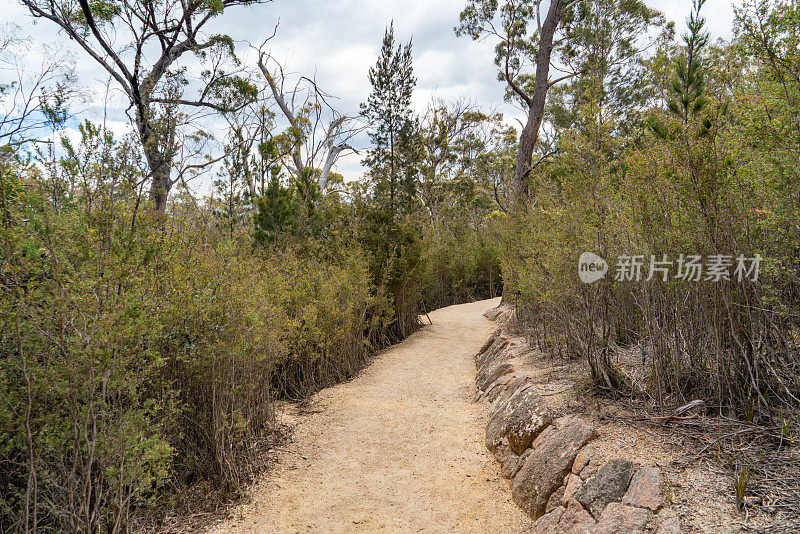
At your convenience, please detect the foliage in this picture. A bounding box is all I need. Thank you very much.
[667,0,710,122]
[0,84,503,529]
[494,0,800,423]
[550,0,674,136]
[361,22,418,213]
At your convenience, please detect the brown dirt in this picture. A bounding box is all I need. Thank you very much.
[208,298,532,533]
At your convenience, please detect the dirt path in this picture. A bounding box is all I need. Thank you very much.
[209,298,532,533]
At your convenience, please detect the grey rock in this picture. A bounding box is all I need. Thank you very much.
[509,448,532,479]
[488,381,528,421]
[511,416,597,519]
[477,362,515,391]
[476,338,508,368]
[485,385,551,454]
[477,330,500,355]
[575,458,636,519]
[622,467,665,511]
[530,506,565,534]
[488,374,532,412]
[594,502,653,534]
[484,377,512,403]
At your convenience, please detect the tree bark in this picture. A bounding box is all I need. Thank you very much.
[145,145,171,213]
[318,144,344,191]
[513,0,564,200]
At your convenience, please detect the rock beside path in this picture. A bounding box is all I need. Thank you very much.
[475,311,683,533]
[575,459,636,519]
[512,416,597,518]
[485,385,552,454]
[594,502,653,534]
[623,467,666,512]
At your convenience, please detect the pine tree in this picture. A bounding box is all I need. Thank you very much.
[668,0,710,123]
[254,168,297,245]
[648,0,713,139]
[361,22,417,213]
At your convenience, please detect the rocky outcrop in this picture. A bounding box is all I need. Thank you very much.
[485,385,552,454]
[575,459,635,519]
[622,467,665,512]
[475,306,682,533]
[512,416,598,518]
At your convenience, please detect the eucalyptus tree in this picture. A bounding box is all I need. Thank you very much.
[456,0,583,200]
[219,103,276,213]
[20,0,264,212]
[548,0,673,136]
[417,98,503,221]
[256,38,362,195]
[0,23,75,148]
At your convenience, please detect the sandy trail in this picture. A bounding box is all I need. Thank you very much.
[209,297,532,533]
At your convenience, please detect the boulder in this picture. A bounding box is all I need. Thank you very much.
[622,467,665,512]
[530,506,565,534]
[508,448,532,479]
[484,306,507,321]
[476,337,509,368]
[511,416,597,519]
[498,308,516,323]
[477,362,515,391]
[477,330,500,355]
[654,508,681,534]
[485,386,551,454]
[478,340,528,374]
[492,442,521,479]
[563,473,583,503]
[489,375,530,410]
[575,458,635,518]
[488,382,529,421]
[546,484,566,513]
[557,499,596,534]
[484,376,513,403]
[594,502,653,534]
[572,446,594,475]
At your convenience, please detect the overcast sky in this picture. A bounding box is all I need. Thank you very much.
[3,0,737,189]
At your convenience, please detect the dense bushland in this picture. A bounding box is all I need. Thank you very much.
[492,0,800,423]
[0,148,498,531]
[7,0,800,529]
[0,55,505,530]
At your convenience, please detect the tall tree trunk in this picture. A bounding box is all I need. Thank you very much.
[145,148,171,212]
[318,144,343,192]
[137,100,176,213]
[142,133,173,213]
[513,0,564,200]
[390,115,395,211]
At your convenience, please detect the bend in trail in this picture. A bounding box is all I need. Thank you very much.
[210,298,531,533]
